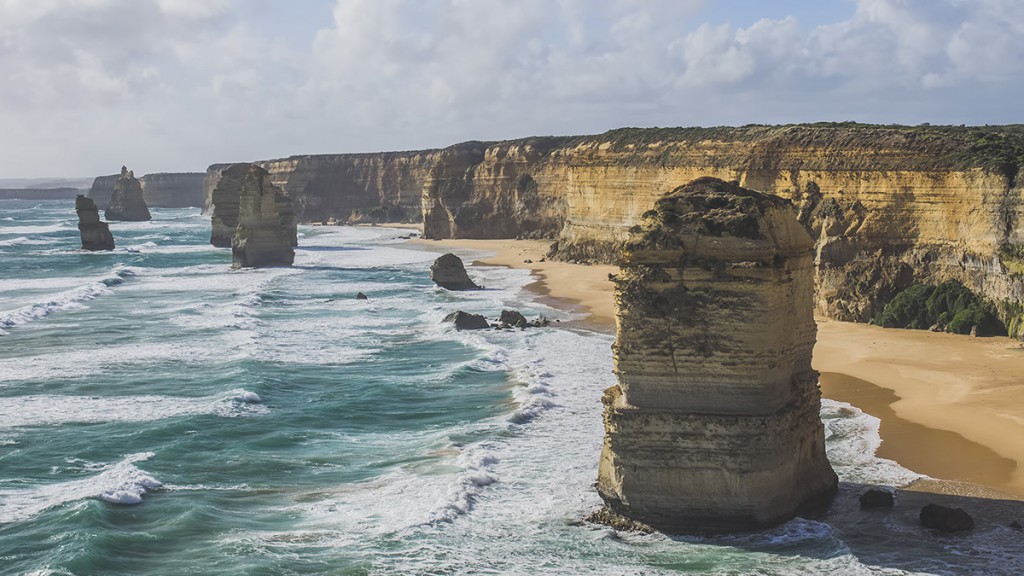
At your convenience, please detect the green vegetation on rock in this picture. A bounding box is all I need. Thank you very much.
[874,280,1006,336]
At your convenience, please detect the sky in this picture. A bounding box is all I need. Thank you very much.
[0,0,1022,178]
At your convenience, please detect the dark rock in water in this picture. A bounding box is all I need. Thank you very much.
[75,195,115,251]
[356,292,368,300]
[499,309,529,328]
[105,166,151,221]
[495,309,550,329]
[1010,520,1023,531]
[442,311,490,330]
[232,164,296,268]
[920,504,974,532]
[859,489,895,509]
[430,253,480,290]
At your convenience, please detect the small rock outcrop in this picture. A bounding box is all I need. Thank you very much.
[596,177,838,533]
[442,311,490,330]
[75,195,114,251]
[231,164,296,268]
[356,292,368,300]
[499,309,528,327]
[105,166,151,221]
[920,504,975,532]
[430,253,480,290]
[860,489,895,509]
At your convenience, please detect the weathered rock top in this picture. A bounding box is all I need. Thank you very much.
[622,177,814,266]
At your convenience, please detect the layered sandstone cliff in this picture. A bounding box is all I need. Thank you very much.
[596,177,837,533]
[203,150,441,224]
[105,167,151,222]
[412,125,1024,336]
[140,173,205,208]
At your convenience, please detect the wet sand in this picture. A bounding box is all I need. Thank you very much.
[410,236,1024,499]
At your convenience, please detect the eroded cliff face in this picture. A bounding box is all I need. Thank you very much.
[139,173,205,208]
[90,172,206,208]
[204,151,441,224]
[417,125,1024,335]
[596,177,837,533]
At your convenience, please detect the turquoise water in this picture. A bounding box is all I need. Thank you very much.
[1,200,1021,575]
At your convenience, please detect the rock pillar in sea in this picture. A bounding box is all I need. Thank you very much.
[105,166,152,221]
[75,195,115,251]
[596,176,838,533]
[231,164,296,268]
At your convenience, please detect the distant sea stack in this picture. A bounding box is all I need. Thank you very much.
[229,163,296,268]
[596,177,837,533]
[105,167,151,221]
[75,195,114,251]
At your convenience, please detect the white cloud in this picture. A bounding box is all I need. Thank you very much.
[0,0,1021,177]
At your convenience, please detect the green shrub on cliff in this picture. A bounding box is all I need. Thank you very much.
[875,280,1007,336]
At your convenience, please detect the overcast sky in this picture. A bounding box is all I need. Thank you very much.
[1,0,1021,178]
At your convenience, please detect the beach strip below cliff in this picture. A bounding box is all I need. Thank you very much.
[410,236,1024,501]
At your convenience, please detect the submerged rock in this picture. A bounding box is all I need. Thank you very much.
[231,164,296,268]
[356,292,368,300]
[75,195,115,251]
[105,166,151,222]
[920,504,974,532]
[430,253,480,290]
[596,177,838,534]
[442,311,489,330]
[860,489,895,509]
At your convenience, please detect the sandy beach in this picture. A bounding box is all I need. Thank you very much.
[414,235,1024,499]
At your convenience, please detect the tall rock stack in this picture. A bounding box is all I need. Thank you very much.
[105,166,151,221]
[209,164,248,247]
[75,195,115,251]
[231,164,295,268]
[596,177,837,533]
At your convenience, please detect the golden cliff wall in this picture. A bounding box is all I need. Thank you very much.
[419,125,1024,334]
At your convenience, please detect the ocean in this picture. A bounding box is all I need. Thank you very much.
[1,200,1021,575]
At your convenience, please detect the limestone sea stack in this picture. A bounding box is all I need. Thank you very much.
[105,166,151,221]
[596,177,837,533]
[430,253,480,290]
[75,195,114,251]
[231,164,296,268]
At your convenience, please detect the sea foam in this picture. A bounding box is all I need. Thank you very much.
[0,265,135,335]
[0,453,161,523]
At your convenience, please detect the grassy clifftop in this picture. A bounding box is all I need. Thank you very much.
[499,123,1024,177]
